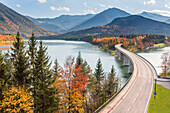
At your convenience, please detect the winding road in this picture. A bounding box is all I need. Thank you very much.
[100,44,157,113]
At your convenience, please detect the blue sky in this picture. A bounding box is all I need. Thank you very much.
[1,0,170,18]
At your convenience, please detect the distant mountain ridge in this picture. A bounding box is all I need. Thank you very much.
[27,8,170,34]
[26,16,63,33]
[166,19,170,24]
[69,8,131,32]
[0,3,54,37]
[139,11,170,22]
[27,14,95,32]
[49,15,170,39]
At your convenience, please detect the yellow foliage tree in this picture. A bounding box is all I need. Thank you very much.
[0,86,34,113]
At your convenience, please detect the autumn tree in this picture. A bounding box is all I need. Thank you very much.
[11,32,30,87]
[55,56,89,112]
[160,52,170,76]
[0,86,34,112]
[71,65,89,112]
[75,52,91,112]
[34,41,59,112]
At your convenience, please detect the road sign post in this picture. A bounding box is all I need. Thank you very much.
[154,79,157,99]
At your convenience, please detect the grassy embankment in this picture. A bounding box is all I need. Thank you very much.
[148,84,170,113]
[153,43,166,48]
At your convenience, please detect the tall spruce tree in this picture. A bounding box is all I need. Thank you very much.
[28,33,37,67]
[53,59,59,76]
[87,74,97,112]
[94,58,104,106]
[107,65,116,97]
[94,58,104,83]
[28,33,38,112]
[34,41,59,113]
[11,32,30,87]
[76,51,83,67]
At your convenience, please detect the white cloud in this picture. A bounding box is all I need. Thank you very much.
[50,6,56,11]
[100,4,106,7]
[38,0,47,3]
[108,5,113,8]
[144,10,170,17]
[50,6,70,12]
[165,2,170,9]
[84,9,96,14]
[16,4,21,7]
[84,2,88,7]
[144,0,156,5]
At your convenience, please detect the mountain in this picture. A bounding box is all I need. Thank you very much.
[166,19,170,24]
[0,3,54,37]
[47,15,170,40]
[139,11,170,22]
[106,15,170,35]
[26,16,63,33]
[27,14,95,32]
[69,8,131,32]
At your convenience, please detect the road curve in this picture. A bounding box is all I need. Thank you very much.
[100,44,156,113]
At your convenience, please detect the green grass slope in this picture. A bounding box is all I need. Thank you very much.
[148,84,170,113]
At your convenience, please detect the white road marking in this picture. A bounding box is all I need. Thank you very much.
[132,97,137,103]
[126,106,131,113]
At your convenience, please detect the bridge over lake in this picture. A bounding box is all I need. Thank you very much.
[99,44,157,113]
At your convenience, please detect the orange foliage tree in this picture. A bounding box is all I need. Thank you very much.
[53,57,89,112]
[92,35,154,51]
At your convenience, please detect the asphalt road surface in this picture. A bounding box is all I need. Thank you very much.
[100,44,156,113]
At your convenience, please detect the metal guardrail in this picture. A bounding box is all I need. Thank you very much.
[134,53,158,77]
[157,75,170,79]
[134,50,170,80]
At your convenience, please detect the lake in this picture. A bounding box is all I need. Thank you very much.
[1,40,169,84]
[138,47,170,75]
[0,40,129,86]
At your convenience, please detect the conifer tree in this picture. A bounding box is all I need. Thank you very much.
[0,51,8,103]
[82,60,91,75]
[28,33,38,112]
[4,52,13,83]
[11,32,30,87]
[94,58,104,106]
[87,74,97,112]
[76,51,83,67]
[53,59,59,76]
[94,58,104,82]
[28,33,37,67]
[107,65,117,97]
[34,41,59,113]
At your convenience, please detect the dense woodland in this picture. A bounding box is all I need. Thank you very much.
[0,32,120,113]
[39,34,169,52]
[82,34,169,52]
